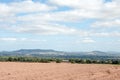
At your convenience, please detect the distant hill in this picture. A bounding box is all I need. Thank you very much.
[0,49,120,59]
[0,49,65,56]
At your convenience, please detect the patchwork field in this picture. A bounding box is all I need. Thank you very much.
[0,62,120,80]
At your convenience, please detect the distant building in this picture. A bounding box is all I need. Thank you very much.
[62,60,69,63]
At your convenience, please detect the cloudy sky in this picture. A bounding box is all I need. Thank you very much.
[0,0,120,51]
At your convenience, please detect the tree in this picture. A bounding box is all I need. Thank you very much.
[56,59,62,63]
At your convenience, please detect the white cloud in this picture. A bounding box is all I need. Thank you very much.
[90,31,120,37]
[92,19,120,28]
[49,0,103,10]
[82,38,96,43]
[14,0,120,25]
[0,37,47,42]
[8,22,77,35]
[0,0,120,37]
[2,0,120,23]
[75,38,96,44]
[19,38,47,42]
[48,0,120,22]
[9,0,56,13]
[0,0,56,17]
[0,38,17,41]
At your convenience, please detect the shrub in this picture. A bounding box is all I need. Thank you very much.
[56,59,62,63]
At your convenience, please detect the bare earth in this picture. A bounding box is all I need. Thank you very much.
[0,62,120,80]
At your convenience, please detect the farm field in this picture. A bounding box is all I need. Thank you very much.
[0,62,120,80]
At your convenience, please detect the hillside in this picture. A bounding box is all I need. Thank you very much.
[0,49,120,60]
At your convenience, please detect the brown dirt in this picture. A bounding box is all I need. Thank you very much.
[0,62,120,80]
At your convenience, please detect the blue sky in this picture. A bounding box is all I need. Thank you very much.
[0,0,120,51]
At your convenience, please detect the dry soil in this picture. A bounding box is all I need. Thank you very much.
[0,62,120,80]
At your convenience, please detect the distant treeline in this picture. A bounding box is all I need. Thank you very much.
[0,56,120,64]
[69,58,120,64]
[0,56,62,63]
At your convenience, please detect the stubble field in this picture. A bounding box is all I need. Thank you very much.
[0,62,120,80]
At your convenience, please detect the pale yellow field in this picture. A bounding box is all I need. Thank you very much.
[0,62,120,80]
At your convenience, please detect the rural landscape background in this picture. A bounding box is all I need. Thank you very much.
[0,0,120,80]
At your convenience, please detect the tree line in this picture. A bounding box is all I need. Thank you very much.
[0,56,62,63]
[69,58,120,64]
[0,56,120,64]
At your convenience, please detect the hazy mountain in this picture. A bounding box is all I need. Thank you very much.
[0,49,65,56]
[0,49,120,57]
[13,49,63,55]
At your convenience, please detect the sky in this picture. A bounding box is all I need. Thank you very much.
[0,0,120,51]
